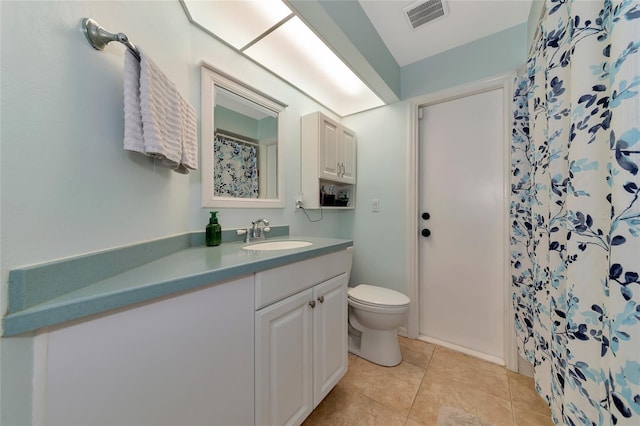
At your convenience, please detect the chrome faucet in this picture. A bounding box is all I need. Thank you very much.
[251,219,270,241]
[238,218,271,243]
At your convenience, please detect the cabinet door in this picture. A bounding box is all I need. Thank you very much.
[313,273,348,407]
[256,289,314,426]
[318,116,340,181]
[340,128,357,184]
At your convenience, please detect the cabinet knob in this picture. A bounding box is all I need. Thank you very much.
[317,296,325,303]
[422,212,430,220]
[309,300,316,308]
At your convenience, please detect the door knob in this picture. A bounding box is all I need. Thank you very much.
[421,229,431,237]
[422,212,430,220]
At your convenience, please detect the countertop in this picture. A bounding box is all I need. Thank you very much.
[3,235,353,337]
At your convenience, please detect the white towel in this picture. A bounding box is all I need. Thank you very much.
[123,48,198,174]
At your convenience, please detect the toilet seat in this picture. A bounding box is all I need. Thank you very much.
[348,284,410,308]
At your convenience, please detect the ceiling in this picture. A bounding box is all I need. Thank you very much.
[357,0,532,67]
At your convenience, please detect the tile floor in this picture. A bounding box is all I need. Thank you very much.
[303,337,554,426]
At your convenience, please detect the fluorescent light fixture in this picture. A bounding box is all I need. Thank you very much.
[245,17,384,116]
[182,0,384,116]
[183,0,292,49]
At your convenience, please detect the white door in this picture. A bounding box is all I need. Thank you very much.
[340,128,357,184]
[313,273,348,406]
[256,289,314,426]
[319,116,340,181]
[418,88,505,361]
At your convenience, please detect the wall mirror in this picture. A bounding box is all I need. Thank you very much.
[201,65,286,208]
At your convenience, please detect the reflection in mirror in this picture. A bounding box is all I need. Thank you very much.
[214,87,277,199]
[201,65,286,208]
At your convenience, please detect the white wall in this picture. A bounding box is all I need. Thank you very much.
[0,1,351,423]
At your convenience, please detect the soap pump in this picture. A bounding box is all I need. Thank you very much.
[206,211,222,247]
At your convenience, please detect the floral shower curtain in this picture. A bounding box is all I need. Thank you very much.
[213,134,259,198]
[511,1,640,424]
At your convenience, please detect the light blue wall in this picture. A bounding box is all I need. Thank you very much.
[401,23,527,99]
[342,102,409,295]
[215,106,260,139]
[0,1,351,423]
[214,107,277,140]
[258,117,278,141]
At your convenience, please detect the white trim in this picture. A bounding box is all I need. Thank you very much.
[503,75,519,372]
[406,101,420,339]
[418,335,506,366]
[405,72,517,371]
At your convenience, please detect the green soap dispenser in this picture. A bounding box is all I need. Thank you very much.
[206,211,222,247]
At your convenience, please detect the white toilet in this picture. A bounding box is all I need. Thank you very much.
[347,284,410,367]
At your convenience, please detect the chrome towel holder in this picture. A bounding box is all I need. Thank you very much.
[82,18,141,61]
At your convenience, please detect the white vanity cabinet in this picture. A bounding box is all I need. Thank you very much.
[18,246,352,426]
[301,112,357,209]
[255,251,351,426]
[38,276,255,426]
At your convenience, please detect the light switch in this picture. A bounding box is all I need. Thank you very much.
[372,199,380,212]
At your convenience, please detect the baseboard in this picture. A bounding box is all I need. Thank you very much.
[418,335,506,366]
[397,326,408,338]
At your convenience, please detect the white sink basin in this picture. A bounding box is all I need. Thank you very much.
[242,240,313,251]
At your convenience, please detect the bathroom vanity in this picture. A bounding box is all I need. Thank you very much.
[255,251,349,425]
[3,233,352,426]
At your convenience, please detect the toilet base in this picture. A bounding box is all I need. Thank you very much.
[348,328,402,367]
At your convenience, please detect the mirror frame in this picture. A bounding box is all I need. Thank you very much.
[201,64,287,208]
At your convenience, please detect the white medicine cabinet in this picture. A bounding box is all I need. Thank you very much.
[301,112,357,209]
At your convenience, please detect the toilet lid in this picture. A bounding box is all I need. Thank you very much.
[348,284,410,307]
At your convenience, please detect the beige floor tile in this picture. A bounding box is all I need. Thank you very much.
[408,370,514,426]
[340,356,425,416]
[513,406,554,426]
[303,382,407,426]
[508,371,551,416]
[399,337,436,369]
[306,340,561,426]
[427,347,510,401]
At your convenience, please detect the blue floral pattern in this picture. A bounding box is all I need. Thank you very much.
[213,135,258,198]
[511,1,640,424]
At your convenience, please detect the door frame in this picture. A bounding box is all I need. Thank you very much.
[405,72,517,370]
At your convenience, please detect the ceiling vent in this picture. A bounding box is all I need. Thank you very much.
[403,0,449,30]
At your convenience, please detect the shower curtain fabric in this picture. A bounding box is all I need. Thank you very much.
[213,134,259,199]
[510,1,640,425]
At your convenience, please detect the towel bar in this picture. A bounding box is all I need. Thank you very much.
[82,18,141,61]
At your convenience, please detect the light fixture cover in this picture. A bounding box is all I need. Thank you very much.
[245,17,383,116]
[184,0,291,49]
